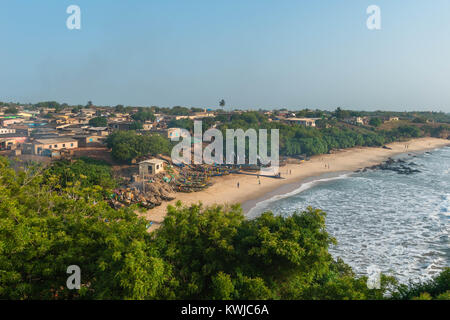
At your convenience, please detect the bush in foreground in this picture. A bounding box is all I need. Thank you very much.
[0,157,448,299]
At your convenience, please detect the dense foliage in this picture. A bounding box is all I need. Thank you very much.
[0,157,448,300]
[131,110,155,122]
[167,118,194,131]
[0,157,169,299]
[369,117,382,127]
[105,109,446,161]
[153,106,192,116]
[391,269,450,300]
[88,117,108,127]
[4,106,18,114]
[218,112,428,156]
[43,157,117,192]
[154,202,393,300]
[33,101,63,111]
[106,131,172,163]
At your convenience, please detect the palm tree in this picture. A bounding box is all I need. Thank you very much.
[219,99,226,109]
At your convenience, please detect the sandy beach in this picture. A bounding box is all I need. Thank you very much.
[142,137,450,229]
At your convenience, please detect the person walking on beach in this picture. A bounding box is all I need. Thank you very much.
[237,182,240,188]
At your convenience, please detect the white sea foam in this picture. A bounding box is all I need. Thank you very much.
[247,147,450,284]
[246,172,352,219]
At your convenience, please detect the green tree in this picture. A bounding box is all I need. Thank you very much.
[89,117,108,127]
[106,131,171,163]
[5,106,18,114]
[131,110,155,122]
[1,156,447,300]
[369,117,382,127]
[391,268,450,300]
[334,107,350,120]
[44,158,117,192]
[130,121,144,130]
[154,202,345,299]
[167,118,194,131]
[0,157,170,299]
[114,105,125,113]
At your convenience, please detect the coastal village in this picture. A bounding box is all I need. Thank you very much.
[1,102,449,213]
[3,1,450,302]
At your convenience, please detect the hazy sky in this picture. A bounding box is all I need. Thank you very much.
[1,0,450,111]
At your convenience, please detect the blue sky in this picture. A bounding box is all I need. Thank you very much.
[1,0,450,111]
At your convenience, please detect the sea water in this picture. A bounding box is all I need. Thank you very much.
[247,146,450,283]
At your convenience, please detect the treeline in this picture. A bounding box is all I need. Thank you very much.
[219,112,425,156]
[105,112,441,162]
[0,157,448,300]
[105,110,448,161]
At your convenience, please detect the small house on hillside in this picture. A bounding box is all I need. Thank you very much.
[283,117,319,127]
[139,159,165,177]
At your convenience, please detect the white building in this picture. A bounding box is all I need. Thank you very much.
[0,128,16,134]
[139,159,165,176]
[284,118,319,127]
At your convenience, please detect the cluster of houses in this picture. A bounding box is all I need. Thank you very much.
[0,105,217,158]
[267,110,402,127]
[0,106,107,156]
[0,103,407,159]
[342,116,399,126]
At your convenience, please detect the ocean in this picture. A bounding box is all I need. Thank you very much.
[247,146,450,284]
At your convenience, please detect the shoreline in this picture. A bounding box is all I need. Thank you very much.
[242,170,352,216]
[142,137,450,230]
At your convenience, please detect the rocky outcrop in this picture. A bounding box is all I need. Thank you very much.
[357,158,421,175]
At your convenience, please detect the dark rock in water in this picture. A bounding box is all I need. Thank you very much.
[360,157,422,175]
